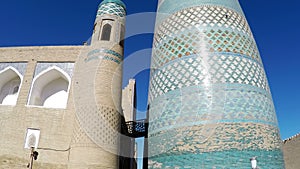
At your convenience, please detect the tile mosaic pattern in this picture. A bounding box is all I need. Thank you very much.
[152,6,261,69]
[149,84,278,134]
[156,0,244,24]
[155,6,251,45]
[34,62,74,78]
[149,149,285,169]
[153,29,261,68]
[88,49,122,60]
[84,49,122,64]
[97,3,126,17]
[149,54,268,101]
[0,62,27,76]
[149,123,282,156]
[148,0,285,168]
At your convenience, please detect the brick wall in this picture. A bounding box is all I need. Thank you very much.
[283,134,300,169]
[0,46,82,168]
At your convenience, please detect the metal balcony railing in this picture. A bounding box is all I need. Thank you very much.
[123,120,147,138]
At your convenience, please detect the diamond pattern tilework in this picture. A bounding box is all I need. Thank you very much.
[152,28,260,68]
[97,3,126,17]
[149,1,284,168]
[149,54,269,101]
[155,5,251,45]
[76,104,120,150]
[157,0,244,21]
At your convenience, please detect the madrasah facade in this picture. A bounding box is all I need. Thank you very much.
[0,0,140,168]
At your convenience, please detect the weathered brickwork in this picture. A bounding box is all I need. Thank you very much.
[0,45,124,169]
[0,0,126,168]
[0,155,67,169]
[0,46,81,168]
[283,134,300,169]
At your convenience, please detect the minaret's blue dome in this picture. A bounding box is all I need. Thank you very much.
[97,0,126,17]
[99,0,126,9]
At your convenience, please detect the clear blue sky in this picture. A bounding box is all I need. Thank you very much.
[0,0,299,140]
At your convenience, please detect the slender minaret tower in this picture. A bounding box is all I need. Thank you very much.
[148,0,285,168]
[70,0,126,168]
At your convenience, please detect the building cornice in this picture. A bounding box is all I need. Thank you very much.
[283,133,300,143]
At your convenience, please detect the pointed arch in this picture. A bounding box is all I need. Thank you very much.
[0,66,23,105]
[28,66,71,109]
[101,23,112,41]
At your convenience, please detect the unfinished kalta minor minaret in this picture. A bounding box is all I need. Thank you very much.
[148,0,285,168]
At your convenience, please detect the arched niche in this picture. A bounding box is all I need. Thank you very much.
[101,23,112,41]
[28,66,71,109]
[0,66,22,106]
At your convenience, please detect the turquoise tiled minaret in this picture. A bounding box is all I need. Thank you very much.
[148,0,285,168]
[69,0,126,168]
[97,0,126,17]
